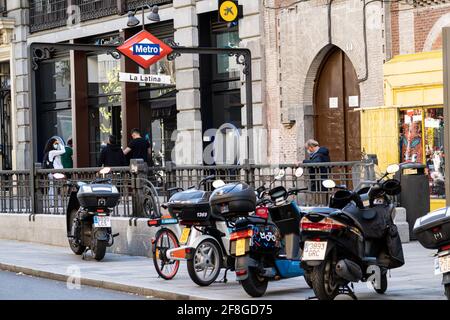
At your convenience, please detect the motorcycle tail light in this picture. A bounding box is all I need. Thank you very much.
[441,244,450,251]
[300,216,346,232]
[230,229,254,241]
[255,207,269,219]
[148,219,159,226]
[236,269,247,276]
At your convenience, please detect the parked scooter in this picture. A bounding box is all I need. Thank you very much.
[56,167,120,261]
[150,175,250,286]
[229,168,309,297]
[299,164,404,300]
[414,207,450,299]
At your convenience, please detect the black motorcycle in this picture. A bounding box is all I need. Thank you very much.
[300,164,404,300]
[56,167,120,261]
[414,207,450,299]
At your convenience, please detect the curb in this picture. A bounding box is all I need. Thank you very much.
[0,262,206,300]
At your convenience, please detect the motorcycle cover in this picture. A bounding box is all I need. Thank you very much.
[383,223,405,269]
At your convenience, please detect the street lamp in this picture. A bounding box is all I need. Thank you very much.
[126,5,160,29]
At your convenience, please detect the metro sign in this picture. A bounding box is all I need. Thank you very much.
[117,30,173,69]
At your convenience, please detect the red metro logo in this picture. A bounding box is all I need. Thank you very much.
[117,30,173,69]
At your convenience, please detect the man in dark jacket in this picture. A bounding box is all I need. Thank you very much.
[303,139,331,191]
[98,135,127,167]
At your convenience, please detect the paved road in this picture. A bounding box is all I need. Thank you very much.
[0,270,150,300]
[0,239,446,300]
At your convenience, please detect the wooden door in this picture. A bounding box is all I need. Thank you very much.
[314,48,361,161]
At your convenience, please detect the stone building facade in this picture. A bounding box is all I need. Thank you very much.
[262,0,389,164]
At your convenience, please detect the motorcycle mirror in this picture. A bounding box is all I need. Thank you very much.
[294,167,304,177]
[212,179,225,189]
[99,167,111,175]
[386,164,400,174]
[274,169,286,180]
[322,179,336,189]
[53,173,65,180]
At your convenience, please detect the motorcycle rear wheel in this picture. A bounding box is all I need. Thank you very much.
[311,258,340,300]
[152,228,180,280]
[304,270,313,288]
[241,267,269,297]
[187,239,222,286]
[445,284,450,300]
[92,239,107,261]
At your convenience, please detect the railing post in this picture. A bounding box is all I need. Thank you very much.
[130,159,148,217]
[165,161,176,200]
[33,163,43,214]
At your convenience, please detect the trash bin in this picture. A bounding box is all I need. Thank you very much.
[395,163,430,240]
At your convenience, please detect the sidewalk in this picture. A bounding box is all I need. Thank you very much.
[0,239,445,300]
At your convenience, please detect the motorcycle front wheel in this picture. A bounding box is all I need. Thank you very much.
[373,272,388,294]
[445,284,450,300]
[187,239,222,286]
[241,267,269,297]
[311,258,340,300]
[68,216,85,255]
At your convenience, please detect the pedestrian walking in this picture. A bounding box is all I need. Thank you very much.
[61,138,73,169]
[123,128,150,164]
[303,139,330,191]
[98,135,127,167]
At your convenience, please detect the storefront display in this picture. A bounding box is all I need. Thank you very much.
[399,107,445,199]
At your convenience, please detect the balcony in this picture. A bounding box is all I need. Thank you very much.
[30,0,173,34]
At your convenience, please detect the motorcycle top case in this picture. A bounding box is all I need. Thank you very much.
[77,184,120,208]
[209,182,256,217]
[413,207,450,249]
[167,189,211,223]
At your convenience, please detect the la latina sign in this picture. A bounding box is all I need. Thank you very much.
[118,72,172,85]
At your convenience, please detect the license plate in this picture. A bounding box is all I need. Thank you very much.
[302,241,328,261]
[236,238,246,256]
[180,227,191,245]
[435,254,450,275]
[93,216,111,228]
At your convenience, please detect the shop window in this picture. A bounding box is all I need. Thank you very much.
[399,107,445,199]
[36,57,72,161]
[87,53,122,165]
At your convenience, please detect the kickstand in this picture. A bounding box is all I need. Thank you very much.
[82,248,92,260]
[216,268,229,284]
[338,283,358,300]
[307,284,357,300]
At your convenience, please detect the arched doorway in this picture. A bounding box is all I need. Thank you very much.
[313,47,361,161]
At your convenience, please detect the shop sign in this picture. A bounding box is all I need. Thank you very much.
[117,30,173,69]
[118,72,172,85]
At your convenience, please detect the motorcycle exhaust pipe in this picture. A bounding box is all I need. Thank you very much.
[335,259,363,282]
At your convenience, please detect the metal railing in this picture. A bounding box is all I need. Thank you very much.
[29,0,174,33]
[0,161,375,217]
[30,0,68,33]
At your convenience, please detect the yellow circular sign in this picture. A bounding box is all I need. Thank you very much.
[220,1,238,22]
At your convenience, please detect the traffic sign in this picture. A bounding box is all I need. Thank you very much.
[218,0,242,23]
[117,30,173,69]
